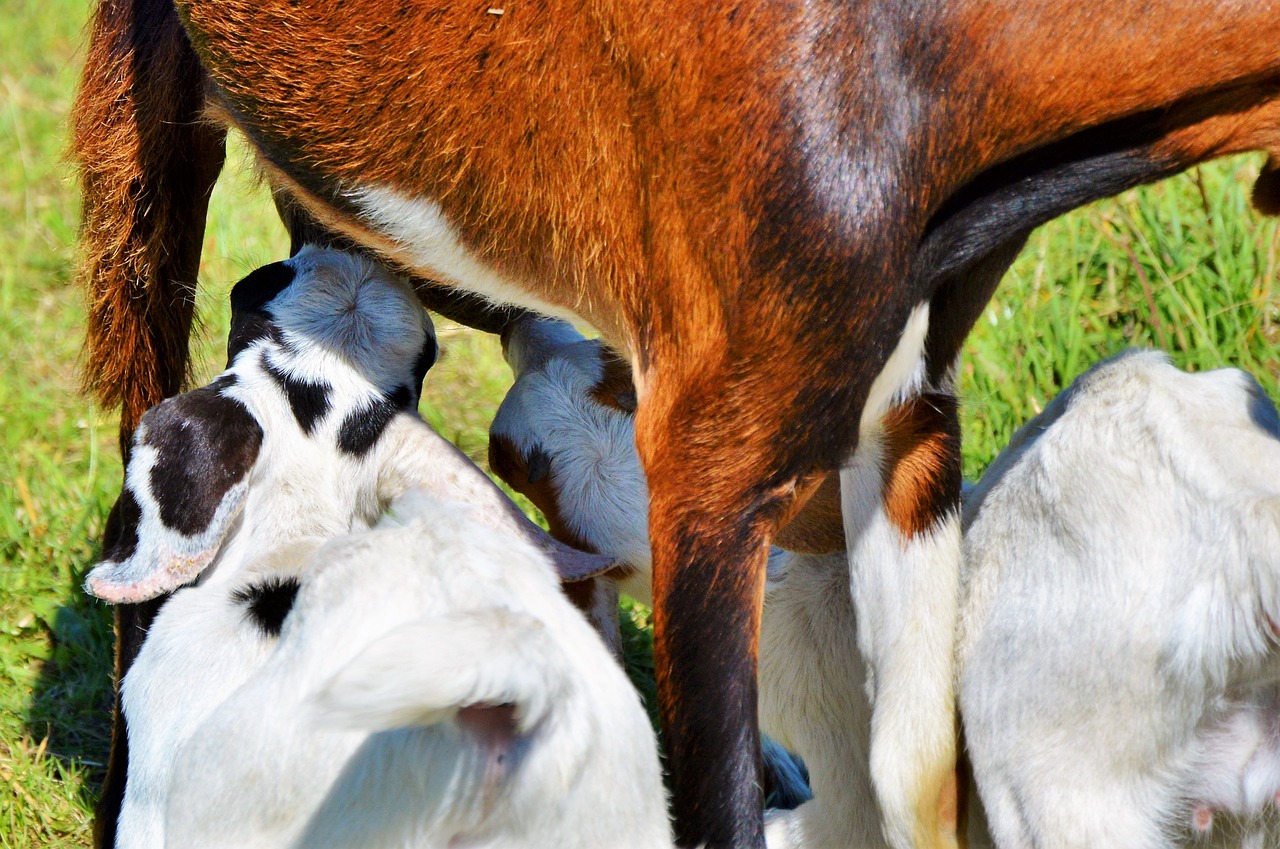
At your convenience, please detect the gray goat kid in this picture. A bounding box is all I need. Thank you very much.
[960,349,1280,849]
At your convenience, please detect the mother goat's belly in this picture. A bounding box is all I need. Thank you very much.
[349,183,590,327]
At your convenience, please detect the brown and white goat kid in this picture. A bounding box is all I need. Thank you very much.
[90,248,613,848]
[959,350,1280,849]
[489,316,945,848]
[162,491,670,849]
[72,0,1280,842]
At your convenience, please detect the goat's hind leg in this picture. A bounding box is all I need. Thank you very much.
[639,363,831,847]
[843,372,964,849]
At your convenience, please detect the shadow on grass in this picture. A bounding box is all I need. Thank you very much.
[23,555,116,810]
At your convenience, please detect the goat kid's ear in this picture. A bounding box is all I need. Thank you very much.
[86,384,263,603]
[226,260,296,362]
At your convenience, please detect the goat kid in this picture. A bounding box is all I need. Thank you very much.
[488,317,813,811]
[90,248,614,847]
[72,0,1280,842]
[489,316,947,848]
[959,350,1280,849]
[159,490,670,849]
[490,321,1280,849]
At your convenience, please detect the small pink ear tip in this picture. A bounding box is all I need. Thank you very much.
[85,574,143,604]
[85,567,168,604]
[1192,805,1213,833]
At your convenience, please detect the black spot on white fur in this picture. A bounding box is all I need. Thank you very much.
[143,388,263,536]
[227,312,285,364]
[209,373,238,393]
[233,576,301,637]
[413,335,438,392]
[264,355,332,435]
[336,385,419,458]
[337,397,399,457]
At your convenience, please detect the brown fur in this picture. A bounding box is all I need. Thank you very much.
[774,472,846,555]
[73,1,1280,844]
[882,394,963,539]
[589,350,640,414]
[71,0,227,439]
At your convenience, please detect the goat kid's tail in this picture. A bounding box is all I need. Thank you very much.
[315,610,568,738]
[72,0,227,443]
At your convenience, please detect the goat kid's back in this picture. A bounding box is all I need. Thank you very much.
[93,247,436,849]
[165,493,670,849]
[960,350,1280,849]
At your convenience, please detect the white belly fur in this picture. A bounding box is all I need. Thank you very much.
[349,184,585,325]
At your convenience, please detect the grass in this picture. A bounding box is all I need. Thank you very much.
[1,0,1277,845]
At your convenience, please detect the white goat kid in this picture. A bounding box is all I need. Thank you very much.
[959,349,1280,849]
[89,248,614,849]
[165,491,670,849]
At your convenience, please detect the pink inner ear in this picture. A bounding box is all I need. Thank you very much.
[551,545,628,583]
[85,549,213,604]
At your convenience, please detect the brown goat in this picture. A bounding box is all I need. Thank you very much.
[72,1,1280,846]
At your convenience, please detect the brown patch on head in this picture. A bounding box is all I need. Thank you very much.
[881,393,961,539]
[774,471,845,554]
[488,432,627,652]
[488,433,585,551]
[589,349,638,414]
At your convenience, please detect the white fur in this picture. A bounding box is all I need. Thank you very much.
[104,249,614,848]
[491,319,652,600]
[349,185,581,325]
[837,300,964,849]
[164,493,671,849]
[118,541,321,848]
[842,423,962,849]
[959,350,1280,849]
[859,302,930,431]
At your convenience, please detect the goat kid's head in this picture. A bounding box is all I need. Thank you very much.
[490,317,647,572]
[87,247,436,604]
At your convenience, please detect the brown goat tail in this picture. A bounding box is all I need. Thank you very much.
[71,0,227,442]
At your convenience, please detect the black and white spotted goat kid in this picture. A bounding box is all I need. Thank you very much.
[86,246,437,603]
[88,248,615,849]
